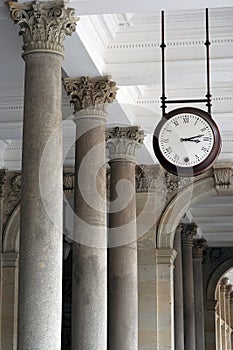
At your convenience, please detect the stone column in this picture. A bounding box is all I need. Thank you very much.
[226,284,233,350]
[106,126,144,350]
[0,252,19,350]
[64,76,117,350]
[217,282,223,350]
[174,224,184,350]
[220,277,229,350]
[230,292,233,348]
[181,223,197,350]
[156,249,177,350]
[7,3,77,349]
[205,299,218,350]
[0,169,6,251]
[193,238,207,350]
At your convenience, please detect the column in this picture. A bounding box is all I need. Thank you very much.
[205,299,218,350]
[226,284,233,350]
[0,169,6,251]
[7,3,77,349]
[217,282,223,350]
[220,277,229,350]
[193,238,207,350]
[0,253,18,350]
[181,223,197,350]
[106,126,144,350]
[64,76,117,350]
[173,224,184,350]
[230,292,233,348]
[156,249,177,350]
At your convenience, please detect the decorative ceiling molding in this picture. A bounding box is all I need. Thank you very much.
[106,37,233,51]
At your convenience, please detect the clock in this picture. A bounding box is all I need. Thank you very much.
[153,107,221,176]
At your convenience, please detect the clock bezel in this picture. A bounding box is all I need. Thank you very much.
[153,107,221,177]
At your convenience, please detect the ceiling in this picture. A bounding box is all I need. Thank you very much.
[0,0,233,247]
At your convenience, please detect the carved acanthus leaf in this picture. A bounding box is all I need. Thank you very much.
[180,223,197,246]
[64,76,117,113]
[106,126,144,162]
[193,238,207,259]
[7,0,78,55]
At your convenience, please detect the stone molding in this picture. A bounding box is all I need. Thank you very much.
[193,238,207,259]
[7,0,78,56]
[106,126,144,162]
[63,76,117,114]
[155,248,177,265]
[0,169,7,197]
[180,223,197,247]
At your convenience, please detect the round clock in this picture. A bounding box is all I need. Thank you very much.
[153,107,221,176]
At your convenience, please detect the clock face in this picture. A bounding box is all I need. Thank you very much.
[159,113,214,167]
[153,107,221,176]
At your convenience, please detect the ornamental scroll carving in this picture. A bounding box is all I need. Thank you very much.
[106,126,144,162]
[64,76,117,113]
[7,1,78,55]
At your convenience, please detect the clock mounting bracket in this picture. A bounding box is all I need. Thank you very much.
[160,9,212,117]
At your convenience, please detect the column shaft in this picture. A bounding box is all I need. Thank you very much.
[174,225,184,350]
[108,160,137,350]
[193,239,206,350]
[181,224,196,350]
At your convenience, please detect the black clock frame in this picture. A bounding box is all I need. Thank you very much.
[153,107,222,177]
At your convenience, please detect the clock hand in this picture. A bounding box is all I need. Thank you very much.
[180,138,201,143]
[186,134,204,140]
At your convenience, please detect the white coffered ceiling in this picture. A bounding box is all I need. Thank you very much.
[0,0,233,247]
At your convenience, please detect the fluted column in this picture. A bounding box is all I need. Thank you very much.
[174,224,184,350]
[106,126,144,350]
[64,76,117,350]
[226,284,233,350]
[7,3,77,349]
[220,277,229,350]
[193,238,207,350]
[181,223,197,350]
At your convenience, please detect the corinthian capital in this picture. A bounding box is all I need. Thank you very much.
[193,238,207,259]
[7,1,78,56]
[63,76,117,114]
[180,223,197,247]
[106,126,144,162]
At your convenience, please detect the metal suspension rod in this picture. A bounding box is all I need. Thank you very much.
[205,8,212,114]
[160,10,167,116]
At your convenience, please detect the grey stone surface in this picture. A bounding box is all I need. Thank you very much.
[72,110,108,350]
[108,159,138,350]
[18,52,64,350]
[174,226,184,350]
[181,224,196,350]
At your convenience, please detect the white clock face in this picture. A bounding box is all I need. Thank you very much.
[159,113,215,167]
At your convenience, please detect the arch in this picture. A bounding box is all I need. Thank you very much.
[3,203,20,253]
[157,176,217,249]
[206,256,233,301]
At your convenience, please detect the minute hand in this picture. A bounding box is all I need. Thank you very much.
[184,134,204,140]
